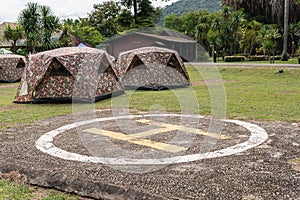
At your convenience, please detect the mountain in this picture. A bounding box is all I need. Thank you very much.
[159,0,222,25]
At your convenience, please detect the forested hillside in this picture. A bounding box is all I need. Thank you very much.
[160,0,222,24]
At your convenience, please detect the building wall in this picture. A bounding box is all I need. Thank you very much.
[104,33,197,61]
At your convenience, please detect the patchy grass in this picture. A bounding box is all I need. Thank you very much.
[0,177,87,200]
[0,171,90,199]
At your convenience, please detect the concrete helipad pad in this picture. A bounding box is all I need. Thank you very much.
[0,110,299,199]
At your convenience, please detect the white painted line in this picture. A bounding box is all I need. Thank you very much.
[36,114,268,165]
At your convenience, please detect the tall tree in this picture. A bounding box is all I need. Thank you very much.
[181,11,204,37]
[211,14,223,35]
[261,25,282,59]
[120,0,138,24]
[240,20,262,55]
[18,2,40,53]
[282,0,289,60]
[18,2,59,53]
[194,13,211,50]
[88,1,121,37]
[288,21,300,57]
[117,10,134,31]
[164,14,183,32]
[3,24,24,53]
[40,5,60,50]
[136,0,162,27]
[61,18,104,47]
[230,10,245,54]
[120,0,167,24]
[221,0,300,25]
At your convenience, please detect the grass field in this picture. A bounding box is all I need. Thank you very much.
[1,66,300,198]
[1,66,300,131]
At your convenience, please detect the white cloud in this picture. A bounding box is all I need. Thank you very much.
[0,0,178,23]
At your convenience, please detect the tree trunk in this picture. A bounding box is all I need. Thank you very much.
[12,40,17,54]
[133,0,138,24]
[282,0,289,55]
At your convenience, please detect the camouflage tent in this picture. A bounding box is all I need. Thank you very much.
[115,47,190,90]
[14,47,124,103]
[0,54,26,82]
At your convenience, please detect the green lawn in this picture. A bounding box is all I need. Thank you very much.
[1,66,300,130]
[220,67,300,120]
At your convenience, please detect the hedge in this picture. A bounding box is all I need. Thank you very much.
[248,55,283,61]
[224,56,246,62]
[248,55,267,61]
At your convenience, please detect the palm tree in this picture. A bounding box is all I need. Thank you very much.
[211,14,223,35]
[241,20,262,55]
[195,14,211,50]
[18,2,60,53]
[221,6,230,21]
[3,24,24,53]
[18,2,40,53]
[230,10,245,54]
[262,26,281,62]
[40,5,60,50]
[221,0,300,24]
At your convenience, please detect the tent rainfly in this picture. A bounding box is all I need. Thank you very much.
[115,47,191,90]
[14,47,124,103]
[0,54,26,82]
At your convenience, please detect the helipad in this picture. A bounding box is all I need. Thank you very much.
[36,113,268,165]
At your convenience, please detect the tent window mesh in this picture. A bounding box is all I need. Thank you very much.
[50,59,72,76]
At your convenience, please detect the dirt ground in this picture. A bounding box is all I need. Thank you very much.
[0,109,299,199]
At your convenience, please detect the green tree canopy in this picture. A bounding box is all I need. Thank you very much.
[88,1,121,37]
[221,0,300,24]
[18,2,60,53]
[164,14,183,32]
[120,0,165,24]
[3,24,24,53]
[61,18,104,47]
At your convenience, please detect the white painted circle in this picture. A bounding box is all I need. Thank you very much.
[36,114,268,165]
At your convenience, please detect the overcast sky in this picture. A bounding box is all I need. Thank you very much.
[0,0,178,23]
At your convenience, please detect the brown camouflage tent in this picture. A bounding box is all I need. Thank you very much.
[0,54,26,82]
[115,47,190,90]
[14,47,124,103]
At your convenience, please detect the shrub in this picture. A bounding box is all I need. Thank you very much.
[248,55,267,61]
[16,48,29,56]
[274,55,282,60]
[224,56,246,62]
[281,53,289,61]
